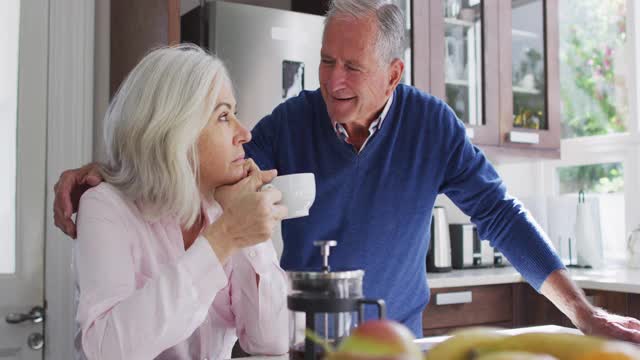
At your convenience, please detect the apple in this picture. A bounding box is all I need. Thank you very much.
[328,319,422,360]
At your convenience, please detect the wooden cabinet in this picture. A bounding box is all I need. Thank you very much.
[414,0,561,158]
[424,283,640,336]
[110,0,179,97]
[422,284,515,336]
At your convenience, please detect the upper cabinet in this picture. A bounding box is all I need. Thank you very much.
[414,0,561,157]
[109,0,560,158]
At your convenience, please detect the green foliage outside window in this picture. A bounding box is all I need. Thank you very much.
[557,0,626,194]
[557,163,624,194]
[559,0,627,137]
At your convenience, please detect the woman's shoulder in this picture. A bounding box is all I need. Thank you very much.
[78,182,141,220]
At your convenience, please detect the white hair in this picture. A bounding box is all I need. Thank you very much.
[324,0,406,64]
[101,44,229,227]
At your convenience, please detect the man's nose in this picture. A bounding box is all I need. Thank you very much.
[326,66,348,93]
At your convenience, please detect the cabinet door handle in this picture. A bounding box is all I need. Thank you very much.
[509,131,540,144]
[435,291,473,305]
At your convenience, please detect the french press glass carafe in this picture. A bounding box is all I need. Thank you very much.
[287,241,386,360]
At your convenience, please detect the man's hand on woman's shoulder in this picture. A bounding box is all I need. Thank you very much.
[53,163,103,239]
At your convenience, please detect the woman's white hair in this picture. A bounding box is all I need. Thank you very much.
[101,44,229,227]
[325,0,406,65]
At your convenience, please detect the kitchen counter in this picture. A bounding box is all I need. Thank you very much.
[233,325,581,359]
[427,263,640,293]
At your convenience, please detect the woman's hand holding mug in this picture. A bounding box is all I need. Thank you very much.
[205,159,288,262]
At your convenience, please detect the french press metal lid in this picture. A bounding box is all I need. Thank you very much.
[287,241,386,360]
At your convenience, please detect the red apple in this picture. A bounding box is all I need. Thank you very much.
[329,320,423,360]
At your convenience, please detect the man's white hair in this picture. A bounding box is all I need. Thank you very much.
[101,44,229,227]
[324,0,406,65]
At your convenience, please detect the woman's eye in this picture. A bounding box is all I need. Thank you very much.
[219,112,229,122]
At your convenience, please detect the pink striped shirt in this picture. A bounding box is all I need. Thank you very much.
[73,183,288,360]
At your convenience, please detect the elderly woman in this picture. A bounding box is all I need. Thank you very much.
[73,45,289,359]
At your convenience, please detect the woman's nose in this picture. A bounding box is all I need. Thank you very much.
[234,121,252,145]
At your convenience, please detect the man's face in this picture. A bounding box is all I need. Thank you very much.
[319,15,402,126]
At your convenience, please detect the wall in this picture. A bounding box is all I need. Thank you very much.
[436,160,545,226]
[94,0,109,162]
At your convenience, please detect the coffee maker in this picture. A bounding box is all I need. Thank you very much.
[287,241,386,360]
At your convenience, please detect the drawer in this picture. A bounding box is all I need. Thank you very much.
[422,284,513,330]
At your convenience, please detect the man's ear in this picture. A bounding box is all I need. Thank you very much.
[387,59,405,96]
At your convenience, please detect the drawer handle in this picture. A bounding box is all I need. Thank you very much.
[509,131,540,144]
[435,291,473,305]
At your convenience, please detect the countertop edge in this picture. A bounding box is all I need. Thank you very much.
[428,266,640,294]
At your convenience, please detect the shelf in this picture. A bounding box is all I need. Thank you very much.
[512,86,541,95]
[512,28,539,40]
[445,17,475,28]
[446,79,470,86]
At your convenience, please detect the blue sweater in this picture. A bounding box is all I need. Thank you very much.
[244,84,564,336]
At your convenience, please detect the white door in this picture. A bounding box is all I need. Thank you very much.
[0,0,49,358]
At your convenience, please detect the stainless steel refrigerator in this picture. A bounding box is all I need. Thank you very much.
[200,1,325,130]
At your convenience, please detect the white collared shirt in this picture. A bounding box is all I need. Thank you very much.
[332,93,394,153]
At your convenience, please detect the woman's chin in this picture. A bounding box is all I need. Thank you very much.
[226,168,247,184]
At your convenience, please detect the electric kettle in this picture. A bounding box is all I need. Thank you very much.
[427,206,452,272]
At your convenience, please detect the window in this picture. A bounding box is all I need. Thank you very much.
[559,0,629,139]
[557,163,624,194]
[0,1,20,274]
[555,163,626,261]
[541,0,639,264]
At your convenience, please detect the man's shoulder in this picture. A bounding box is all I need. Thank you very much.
[394,84,459,129]
[255,89,324,132]
[275,89,323,119]
[395,84,450,113]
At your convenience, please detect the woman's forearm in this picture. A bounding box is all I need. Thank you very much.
[231,241,289,355]
[78,237,227,359]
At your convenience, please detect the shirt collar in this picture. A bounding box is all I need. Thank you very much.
[331,92,394,140]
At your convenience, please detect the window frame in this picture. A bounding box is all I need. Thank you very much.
[541,0,640,239]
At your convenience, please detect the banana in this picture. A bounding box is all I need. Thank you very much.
[473,351,559,360]
[473,333,640,360]
[424,327,507,360]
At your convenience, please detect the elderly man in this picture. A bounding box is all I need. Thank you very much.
[55,0,640,340]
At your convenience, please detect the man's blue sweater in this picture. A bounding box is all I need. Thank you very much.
[244,84,564,336]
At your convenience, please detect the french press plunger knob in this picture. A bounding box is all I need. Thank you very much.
[313,240,337,272]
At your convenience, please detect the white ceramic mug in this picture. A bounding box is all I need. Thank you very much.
[260,173,316,220]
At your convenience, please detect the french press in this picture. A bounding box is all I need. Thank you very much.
[287,240,386,360]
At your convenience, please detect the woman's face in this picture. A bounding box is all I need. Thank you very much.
[197,79,251,193]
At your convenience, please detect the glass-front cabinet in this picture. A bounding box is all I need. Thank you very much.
[414,0,560,155]
[443,0,483,127]
[499,0,560,151]
[510,0,546,131]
